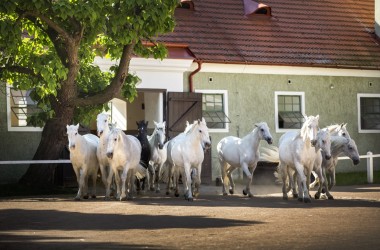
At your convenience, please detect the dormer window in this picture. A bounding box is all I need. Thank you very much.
[178,0,194,10]
[243,0,271,16]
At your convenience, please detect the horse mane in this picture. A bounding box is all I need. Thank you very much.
[326,123,345,133]
[300,115,319,142]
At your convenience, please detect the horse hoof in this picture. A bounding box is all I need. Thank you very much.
[155,189,160,194]
[293,193,299,198]
[83,195,89,199]
[166,191,170,195]
[314,193,321,199]
[298,198,303,202]
[282,196,288,200]
[223,192,228,196]
[304,198,312,203]
[104,197,110,201]
[229,189,234,195]
[248,193,253,198]
[175,192,179,197]
[74,197,81,201]
[242,189,247,196]
[126,196,133,201]
[91,195,96,199]
[328,196,334,200]
[150,187,155,192]
[187,197,194,202]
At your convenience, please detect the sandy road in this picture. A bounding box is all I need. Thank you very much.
[0,184,379,249]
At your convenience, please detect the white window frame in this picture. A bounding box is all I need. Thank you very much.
[6,86,43,132]
[195,89,229,133]
[275,91,305,133]
[357,93,380,133]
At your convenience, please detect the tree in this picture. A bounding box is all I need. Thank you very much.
[0,0,178,187]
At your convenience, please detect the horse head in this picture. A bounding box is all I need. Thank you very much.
[137,120,149,136]
[316,128,331,160]
[346,138,360,165]
[66,124,80,149]
[153,121,166,149]
[195,118,211,150]
[106,128,123,159]
[327,123,351,140]
[254,122,273,144]
[96,112,110,137]
[301,115,319,146]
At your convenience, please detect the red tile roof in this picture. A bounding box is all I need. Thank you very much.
[158,0,380,70]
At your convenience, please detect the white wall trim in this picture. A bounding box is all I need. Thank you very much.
[195,89,229,133]
[357,93,380,133]
[274,91,306,133]
[193,63,380,77]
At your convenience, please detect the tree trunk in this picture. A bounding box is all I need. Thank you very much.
[19,108,74,187]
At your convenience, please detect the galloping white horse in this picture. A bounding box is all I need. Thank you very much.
[148,121,167,192]
[170,118,211,201]
[66,124,99,200]
[310,123,351,189]
[277,115,324,202]
[105,128,145,200]
[314,136,360,199]
[217,122,273,197]
[96,112,112,194]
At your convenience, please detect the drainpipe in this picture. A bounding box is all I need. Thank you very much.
[188,60,202,92]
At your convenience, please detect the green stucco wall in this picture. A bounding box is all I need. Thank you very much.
[0,88,42,184]
[189,72,380,180]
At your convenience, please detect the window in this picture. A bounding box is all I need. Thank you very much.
[357,93,380,133]
[275,91,305,132]
[195,89,230,132]
[6,86,43,132]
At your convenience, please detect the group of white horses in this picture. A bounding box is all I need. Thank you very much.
[66,112,211,201]
[66,112,360,203]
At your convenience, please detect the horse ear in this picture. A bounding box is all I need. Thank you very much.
[163,121,166,127]
[316,115,319,120]
[75,124,79,130]
[254,123,258,128]
[145,121,149,126]
[154,121,158,126]
[202,117,206,124]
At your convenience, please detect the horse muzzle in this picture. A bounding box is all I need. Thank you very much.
[324,154,331,160]
[311,140,317,147]
[158,143,164,150]
[106,152,113,159]
[266,137,273,145]
[353,158,360,165]
[97,131,103,137]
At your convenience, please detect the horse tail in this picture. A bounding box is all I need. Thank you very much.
[135,163,147,180]
[259,145,280,163]
[159,161,170,183]
[273,165,283,184]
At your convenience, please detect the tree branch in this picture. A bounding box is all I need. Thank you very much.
[71,42,136,107]
[0,65,43,81]
[24,11,72,44]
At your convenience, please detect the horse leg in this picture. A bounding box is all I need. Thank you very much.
[90,171,97,199]
[290,170,298,198]
[105,168,114,200]
[99,163,108,192]
[193,165,202,198]
[73,166,82,200]
[220,160,229,196]
[165,162,173,195]
[155,163,162,193]
[243,163,256,198]
[279,163,289,200]
[119,166,129,201]
[183,165,193,201]
[113,170,122,200]
[227,168,235,194]
[295,163,311,203]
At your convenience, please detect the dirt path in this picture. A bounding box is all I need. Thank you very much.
[0,184,379,249]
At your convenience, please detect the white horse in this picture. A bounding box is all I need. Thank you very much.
[147,121,167,192]
[162,121,194,197]
[66,124,99,200]
[217,122,273,197]
[96,112,113,195]
[276,115,325,202]
[314,136,360,199]
[170,118,211,201]
[310,123,351,189]
[105,128,145,200]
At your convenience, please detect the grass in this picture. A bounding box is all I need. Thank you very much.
[0,183,76,197]
[0,171,379,197]
[335,171,380,186]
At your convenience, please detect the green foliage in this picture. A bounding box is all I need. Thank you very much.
[0,0,179,126]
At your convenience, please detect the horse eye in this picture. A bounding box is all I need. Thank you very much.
[199,130,202,133]
[342,133,346,136]
[322,140,326,144]
[260,128,264,132]
[75,132,77,136]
